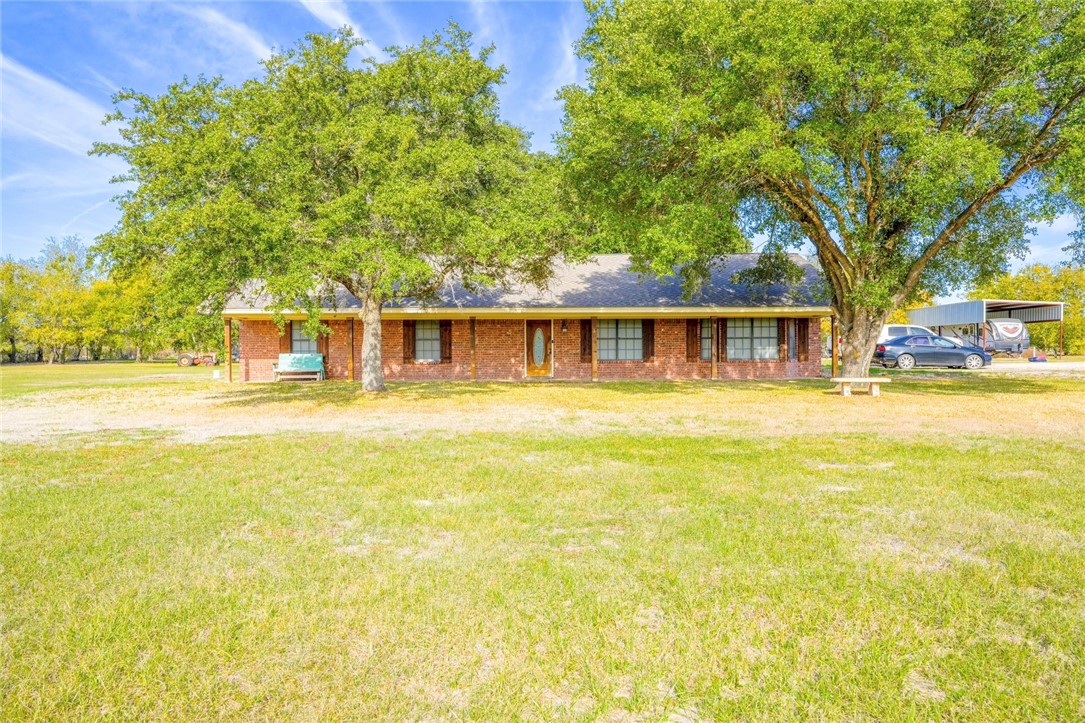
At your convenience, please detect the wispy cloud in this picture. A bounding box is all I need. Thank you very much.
[0,53,114,157]
[534,11,579,110]
[370,1,410,48]
[297,0,388,62]
[59,199,112,232]
[83,65,121,95]
[173,6,272,62]
[468,0,511,66]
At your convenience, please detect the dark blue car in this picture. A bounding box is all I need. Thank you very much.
[875,335,992,370]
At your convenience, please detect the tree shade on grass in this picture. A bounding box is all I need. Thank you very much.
[559,0,1085,377]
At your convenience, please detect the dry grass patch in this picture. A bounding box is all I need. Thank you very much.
[2,364,1083,444]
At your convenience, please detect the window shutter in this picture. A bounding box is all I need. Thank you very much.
[778,318,788,362]
[642,319,655,361]
[718,319,728,362]
[686,319,700,362]
[317,328,329,361]
[403,320,415,362]
[439,320,452,363]
[280,322,292,354]
[580,319,592,362]
[797,318,810,362]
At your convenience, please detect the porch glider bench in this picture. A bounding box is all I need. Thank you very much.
[273,353,325,382]
[830,377,890,397]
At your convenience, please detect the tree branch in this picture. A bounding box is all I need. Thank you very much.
[896,86,1085,304]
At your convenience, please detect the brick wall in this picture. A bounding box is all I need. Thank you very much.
[378,319,473,381]
[325,320,353,380]
[237,315,824,382]
[473,319,524,380]
[552,320,592,381]
[239,319,280,382]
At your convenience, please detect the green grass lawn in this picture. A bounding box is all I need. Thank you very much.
[2,366,1084,719]
[0,359,230,398]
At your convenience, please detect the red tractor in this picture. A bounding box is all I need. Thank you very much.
[177,352,219,367]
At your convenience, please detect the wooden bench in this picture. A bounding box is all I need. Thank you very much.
[830,377,890,397]
[273,353,325,382]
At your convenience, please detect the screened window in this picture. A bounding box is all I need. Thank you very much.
[598,319,643,361]
[415,320,441,362]
[728,318,779,361]
[700,319,712,360]
[291,324,318,354]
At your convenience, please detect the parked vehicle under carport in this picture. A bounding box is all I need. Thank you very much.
[874,335,992,370]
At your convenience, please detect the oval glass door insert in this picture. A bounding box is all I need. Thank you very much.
[532,328,546,367]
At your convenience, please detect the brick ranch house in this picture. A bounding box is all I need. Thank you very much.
[223,254,831,383]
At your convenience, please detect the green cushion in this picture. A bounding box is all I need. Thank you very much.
[277,353,324,373]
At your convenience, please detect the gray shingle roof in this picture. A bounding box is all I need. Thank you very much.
[226,254,827,311]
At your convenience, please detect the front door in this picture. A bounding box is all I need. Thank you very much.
[526,320,552,377]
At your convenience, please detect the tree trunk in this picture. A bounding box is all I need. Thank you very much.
[360,296,386,392]
[135,346,144,363]
[6,335,15,364]
[836,305,889,377]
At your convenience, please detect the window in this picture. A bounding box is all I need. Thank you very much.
[700,319,712,360]
[788,320,797,361]
[727,318,779,361]
[907,336,932,346]
[887,326,907,338]
[598,319,643,361]
[415,320,441,362]
[932,337,956,348]
[291,323,318,354]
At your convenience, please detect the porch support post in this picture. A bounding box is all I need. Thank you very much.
[830,315,838,378]
[469,317,477,381]
[224,317,232,383]
[348,319,355,381]
[710,315,718,380]
[591,316,599,382]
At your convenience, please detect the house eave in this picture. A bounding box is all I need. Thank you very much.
[222,305,835,320]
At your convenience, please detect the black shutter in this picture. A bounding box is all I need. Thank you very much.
[797,318,810,362]
[317,327,329,362]
[778,318,788,361]
[642,319,655,361]
[280,321,292,353]
[440,320,452,363]
[403,320,415,362]
[580,319,592,363]
[718,319,728,362]
[686,319,700,362]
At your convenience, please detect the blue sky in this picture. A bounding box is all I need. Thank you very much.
[0,0,1077,274]
[1,1,587,260]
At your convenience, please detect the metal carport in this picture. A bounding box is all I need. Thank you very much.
[907,299,1066,355]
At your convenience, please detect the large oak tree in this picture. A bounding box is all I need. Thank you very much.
[95,28,569,390]
[559,0,1085,375]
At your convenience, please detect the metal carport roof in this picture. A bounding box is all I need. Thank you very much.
[908,299,1064,327]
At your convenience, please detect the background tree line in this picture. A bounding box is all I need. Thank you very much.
[0,237,220,364]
